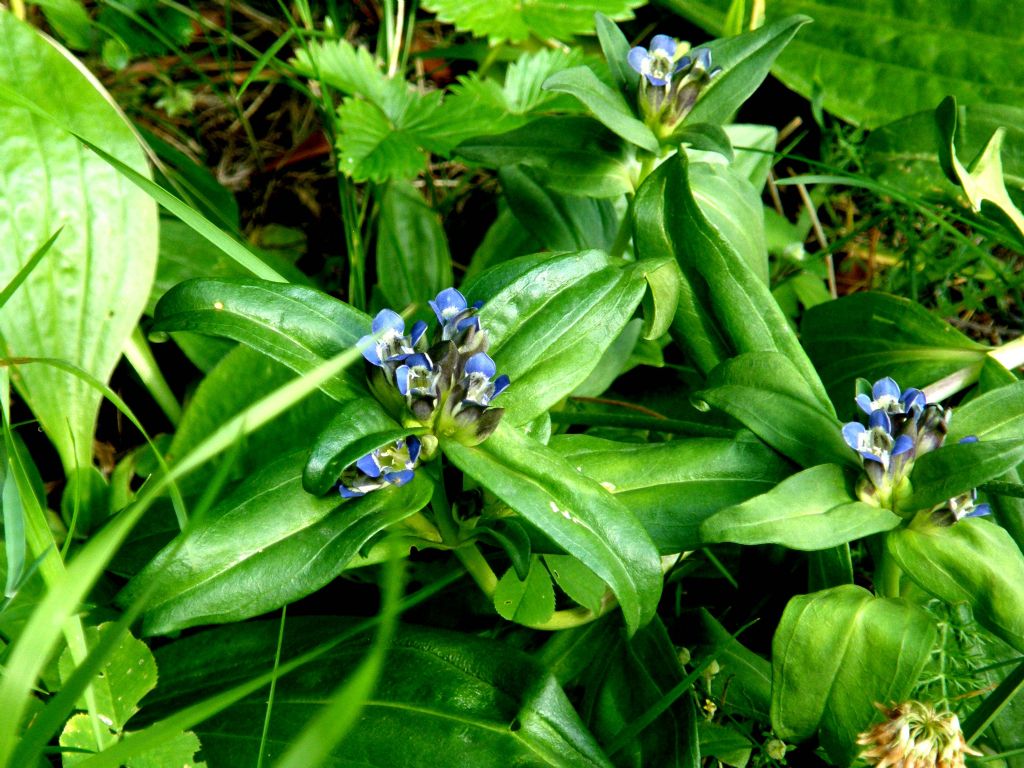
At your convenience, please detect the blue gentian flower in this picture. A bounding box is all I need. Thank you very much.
[842,410,914,470]
[428,288,483,343]
[461,352,510,408]
[395,353,436,400]
[628,34,682,87]
[338,436,421,498]
[358,309,427,366]
[855,377,926,418]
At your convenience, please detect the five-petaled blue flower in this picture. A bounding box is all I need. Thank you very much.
[358,309,427,367]
[396,353,437,400]
[628,34,683,86]
[842,410,914,471]
[855,377,926,418]
[339,436,421,498]
[429,288,482,343]
[461,352,510,409]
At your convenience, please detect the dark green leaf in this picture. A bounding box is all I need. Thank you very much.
[543,66,658,152]
[150,619,615,767]
[802,291,985,410]
[595,12,638,100]
[456,116,633,198]
[500,165,620,252]
[697,352,850,468]
[544,554,607,614]
[668,123,733,160]
[494,557,556,626]
[639,258,682,340]
[701,464,900,550]
[771,585,935,764]
[120,452,431,635]
[901,438,1024,513]
[469,518,533,580]
[442,423,662,636]
[152,278,371,402]
[549,432,792,553]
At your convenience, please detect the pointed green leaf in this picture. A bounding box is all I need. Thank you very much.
[494,557,557,625]
[902,438,1024,513]
[595,13,638,99]
[420,0,643,43]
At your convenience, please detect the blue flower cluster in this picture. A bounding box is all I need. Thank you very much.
[338,288,509,498]
[842,377,990,523]
[627,34,721,133]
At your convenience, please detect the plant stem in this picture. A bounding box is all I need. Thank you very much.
[989,334,1024,372]
[875,544,903,598]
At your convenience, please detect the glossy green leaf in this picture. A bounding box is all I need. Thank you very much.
[420,0,642,43]
[937,96,1024,241]
[465,207,541,281]
[474,252,649,425]
[640,154,829,404]
[499,166,619,252]
[571,320,643,399]
[639,258,682,340]
[802,291,986,410]
[152,278,371,402]
[302,399,412,496]
[690,161,768,284]
[456,116,633,198]
[687,15,811,127]
[888,518,1024,654]
[442,422,662,635]
[335,96,429,182]
[701,464,900,550]
[666,0,1024,128]
[149,619,615,767]
[771,585,936,764]
[697,352,851,468]
[544,554,607,615]
[543,67,658,153]
[470,518,533,580]
[0,12,157,470]
[595,12,638,99]
[375,181,453,310]
[494,557,557,626]
[723,123,778,192]
[672,123,734,160]
[120,452,431,635]
[550,432,791,552]
[901,438,1024,513]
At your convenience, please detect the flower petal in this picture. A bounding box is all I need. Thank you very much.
[429,288,468,323]
[650,34,677,58]
[855,393,873,415]
[492,374,510,400]
[356,452,381,478]
[410,320,428,347]
[464,352,496,378]
[627,46,649,74]
[358,333,381,365]
[842,422,866,450]
[384,469,415,486]
[958,435,979,444]
[869,409,892,432]
[395,364,411,396]
[873,377,900,401]
[900,387,926,411]
[892,434,915,456]
[371,308,405,335]
[338,484,365,499]
[693,48,712,70]
[965,503,991,518]
[407,436,421,465]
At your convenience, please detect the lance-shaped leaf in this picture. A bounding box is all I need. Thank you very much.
[303,399,418,496]
[696,352,851,468]
[701,464,900,550]
[643,154,829,406]
[472,252,650,425]
[901,437,1024,513]
[0,13,157,470]
[152,278,371,402]
[595,12,638,100]
[550,432,791,552]
[888,518,1024,654]
[120,452,431,635]
[771,585,935,765]
[543,67,658,152]
[802,288,986,410]
[442,423,662,635]
[150,619,614,767]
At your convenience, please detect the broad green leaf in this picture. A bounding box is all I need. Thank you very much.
[686,16,811,127]
[901,438,1024,513]
[595,13,638,99]
[690,161,768,284]
[937,96,1024,241]
[464,207,541,281]
[494,557,557,626]
[888,518,1024,654]
[771,585,935,764]
[723,123,778,192]
[674,122,734,161]
[549,432,791,552]
[865,103,1024,206]
[0,12,157,470]
[302,399,415,496]
[149,619,615,767]
[640,154,829,405]
[474,252,650,424]
[543,67,659,152]
[120,452,431,635]
[420,0,643,43]
[152,278,371,402]
[442,422,662,635]
[639,258,682,340]
[499,165,619,252]
[802,291,986,410]
[335,96,429,182]
[376,182,453,310]
[58,623,157,733]
[456,116,634,198]
[570,319,643,398]
[166,345,339,497]
[701,464,900,550]
[697,352,851,468]
[665,0,1024,128]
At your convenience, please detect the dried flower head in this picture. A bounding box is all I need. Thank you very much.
[856,701,980,768]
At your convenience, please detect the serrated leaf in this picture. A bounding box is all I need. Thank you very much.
[292,38,392,105]
[421,0,643,43]
[494,557,556,625]
[0,12,157,470]
[336,97,428,183]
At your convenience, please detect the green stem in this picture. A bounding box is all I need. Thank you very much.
[875,544,903,598]
[608,200,635,260]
